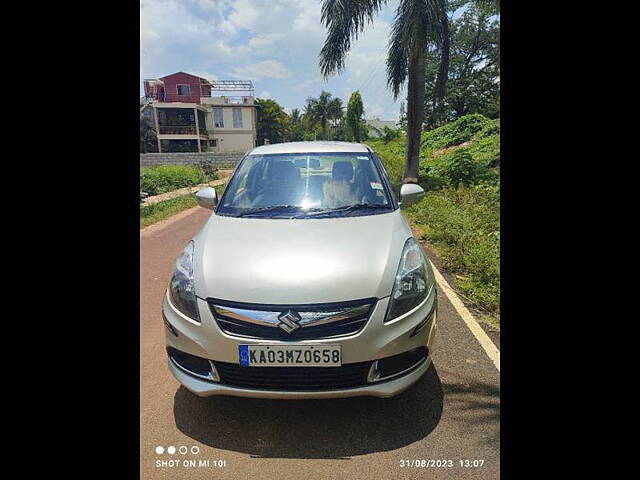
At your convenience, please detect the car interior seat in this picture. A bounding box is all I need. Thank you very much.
[252,161,301,206]
[322,161,358,208]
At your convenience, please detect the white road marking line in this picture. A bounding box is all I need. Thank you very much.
[431,263,500,371]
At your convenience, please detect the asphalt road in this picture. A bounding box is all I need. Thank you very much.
[140,207,500,479]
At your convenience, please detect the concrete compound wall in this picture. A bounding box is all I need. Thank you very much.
[140,152,245,168]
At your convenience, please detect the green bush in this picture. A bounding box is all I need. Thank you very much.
[443,150,480,187]
[140,165,216,196]
[407,185,500,314]
[475,117,500,138]
[421,113,490,152]
[197,160,219,179]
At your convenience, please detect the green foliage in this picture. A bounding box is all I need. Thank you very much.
[255,98,290,144]
[398,102,407,130]
[475,117,500,138]
[441,150,479,187]
[369,125,402,144]
[140,109,158,153]
[289,108,306,142]
[140,182,228,229]
[346,91,365,142]
[406,184,500,313]
[380,126,401,143]
[303,131,318,141]
[196,160,219,179]
[369,114,498,188]
[421,113,490,152]
[140,165,216,196]
[140,193,197,229]
[304,91,344,140]
[424,1,500,126]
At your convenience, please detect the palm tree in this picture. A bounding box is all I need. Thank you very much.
[328,97,344,137]
[290,108,302,125]
[319,0,449,183]
[305,90,337,140]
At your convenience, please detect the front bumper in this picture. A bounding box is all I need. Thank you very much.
[162,287,437,399]
[168,353,432,398]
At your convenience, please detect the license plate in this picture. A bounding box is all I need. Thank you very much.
[238,344,341,367]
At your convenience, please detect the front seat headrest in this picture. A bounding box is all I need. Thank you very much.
[332,161,353,182]
[271,161,299,183]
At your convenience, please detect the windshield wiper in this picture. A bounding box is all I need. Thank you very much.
[303,203,391,218]
[235,205,302,217]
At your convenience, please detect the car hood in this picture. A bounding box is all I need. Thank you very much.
[193,210,412,304]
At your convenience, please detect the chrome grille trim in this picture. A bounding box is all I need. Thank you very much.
[207,298,376,340]
[212,303,372,328]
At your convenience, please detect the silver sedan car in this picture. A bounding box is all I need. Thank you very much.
[163,141,438,399]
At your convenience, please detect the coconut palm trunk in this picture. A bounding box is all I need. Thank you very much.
[404,48,426,183]
[318,0,449,186]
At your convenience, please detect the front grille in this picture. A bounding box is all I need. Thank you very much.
[213,360,372,391]
[208,298,376,340]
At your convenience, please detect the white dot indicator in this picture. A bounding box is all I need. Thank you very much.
[191,446,200,455]
[155,446,164,455]
[179,446,188,455]
[167,446,176,455]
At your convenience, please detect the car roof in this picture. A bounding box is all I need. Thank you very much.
[249,141,372,155]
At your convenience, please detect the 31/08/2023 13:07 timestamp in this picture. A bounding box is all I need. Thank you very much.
[399,459,486,468]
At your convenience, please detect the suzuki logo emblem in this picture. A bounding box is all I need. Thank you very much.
[277,310,302,333]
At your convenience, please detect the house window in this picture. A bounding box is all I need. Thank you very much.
[177,84,191,96]
[209,139,218,147]
[233,108,243,128]
[213,108,224,128]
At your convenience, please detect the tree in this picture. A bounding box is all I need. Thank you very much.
[319,0,449,183]
[346,91,365,142]
[255,98,290,144]
[289,108,306,141]
[290,108,302,125]
[424,1,499,126]
[140,108,158,153]
[305,90,343,140]
[398,101,407,131]
[328,97,344,139]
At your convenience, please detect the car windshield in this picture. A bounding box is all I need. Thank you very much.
[217,152,393,218]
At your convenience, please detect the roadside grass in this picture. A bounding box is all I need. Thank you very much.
[368,114,500,322]
[140,165,219,197]
[405,186,500,318]
[140,182,228,230]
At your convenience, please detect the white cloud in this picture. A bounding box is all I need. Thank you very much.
[232,60,292,80]
[259,90,272,99]
[247,33,285,56]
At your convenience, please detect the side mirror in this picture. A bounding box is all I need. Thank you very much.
[195,187,217,210]
[400,183,425,207]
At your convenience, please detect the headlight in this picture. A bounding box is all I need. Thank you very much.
[169,241,200,322]
[385,238,435,322]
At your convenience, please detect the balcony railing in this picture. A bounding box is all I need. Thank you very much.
[159,125,211,136]
[202,96,254,105]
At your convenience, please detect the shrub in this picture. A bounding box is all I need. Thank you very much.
[197,160,219,179]
[475,118,500,138]
[408,185,500,314]
[421,113,490,152]
[380,126,401,143]
[140,165,210,196]
[443,150,480,187]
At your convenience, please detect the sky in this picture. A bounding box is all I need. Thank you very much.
[140,0,409,121]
